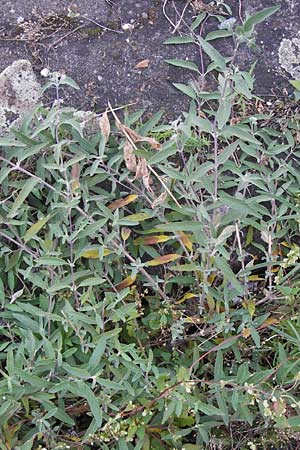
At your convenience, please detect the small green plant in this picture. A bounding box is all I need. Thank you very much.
[2,2,300,449]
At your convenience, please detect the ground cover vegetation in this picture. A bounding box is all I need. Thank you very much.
[1,2,300,449]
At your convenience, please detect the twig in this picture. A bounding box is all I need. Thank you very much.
[80,15,123,34]
[238,0,243,23]
[162,0,178,31]
[0,230,38,259]
[171,0,190,34]
[49,25,85,49]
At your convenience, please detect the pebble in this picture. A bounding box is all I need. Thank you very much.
[141,12,148,19]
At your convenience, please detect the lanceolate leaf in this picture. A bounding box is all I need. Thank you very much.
[23,214,51,242]
[115,275,136,291]
[107,194,138,211]
[198,37,226,71]
[146,254,181,266]
[80,247,112,259]
[166,59,200,73]
[8,178,39,218]
[134,235,170,245]
[164,36,195,44]
[242,5,280,33]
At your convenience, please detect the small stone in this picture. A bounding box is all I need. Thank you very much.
[141,12,148,19]
[0,60,42,135]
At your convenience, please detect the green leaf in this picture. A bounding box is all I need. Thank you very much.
[62,363,90,379]
[190,162,214,181]
[197,402,225,416]
[147,141,177,165]
[24,214,51,242]
[243,6,280,33]
[98,378,125,390]
[221,125,261,144]
[288,416,300,428]
[218,141,238,165]
[81,382,102,428]
[214,256,243,293]
[214,350,224,381]
[35,256,67,266]
[166,59,199,73]
[164,36,195,44]
[206,29,233,41]
[88,336,107,371]
[0,277,4,305]
[52,407,75,426]
[216,97,232,129]
[8,178,39,218]
[290,79,300,91]
[191,12,206,31]
[173,83,197,100]
[198,37,226,70]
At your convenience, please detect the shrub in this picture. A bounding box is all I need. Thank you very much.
[1,3,300,449]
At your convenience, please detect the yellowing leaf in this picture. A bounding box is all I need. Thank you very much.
[177,231,193,252]
[134,235,170,245]
[70,162,81,193]
[260,316,279,329]
[115,275,136,291]
[146,253,181,266]
[248,275,264,281]
[125,213,149,222]
[175,292,196,304]
[290,79,300,91]
[24,215,51,243]
[121,227,131,241]
[247,298,256,318]
[108,194,138,211]
[81,248,111,258]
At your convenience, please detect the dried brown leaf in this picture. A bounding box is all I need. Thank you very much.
[134,59,150,69]
[117,122,162,150]
[99,111,111,143]
[151,192,167,209]
[71,163,80,181]
[124,140,137,171]
[71,163,81,193]
[135,158,153,193]
[135,158,148,179]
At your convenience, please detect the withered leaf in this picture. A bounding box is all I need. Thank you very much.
[71,163,80,181]
[124,140,137,171]
[108,194,138,211]
[71,163,81,193]
[134,235,170,245]
[99,111,111,143]
[177,231,193,252]
[134,158,153,193]
[151,192,167,209]
[146,253,181,266]
[115,275,136,291]
[117,122,162,150]
[134,59,150,69]
[121,227,131,241]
